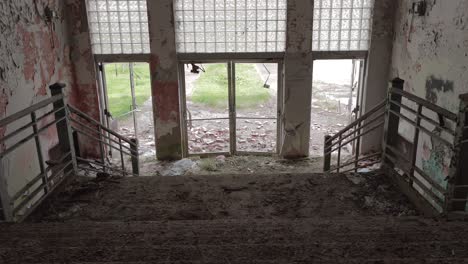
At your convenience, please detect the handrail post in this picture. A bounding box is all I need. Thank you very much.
[447,93,468,212]
[324,135,332,172]
[382,78,404,168]
[0,161,13,221]
[50,83,77,176]
[130,138,139,176]
[31,112,48,194]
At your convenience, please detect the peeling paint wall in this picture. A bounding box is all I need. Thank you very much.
[64,0,101,158]
[0,0,100,197]
[390,0,468,189]
[147,0,183,160]
[361,0,397,153]
[280,0,314,158]
[0,0,75,196]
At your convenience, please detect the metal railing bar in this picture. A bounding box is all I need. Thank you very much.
[411,173,445,207]
[385,144,411,163]
[327,120,384,155]
[68,105,136,147]
[389,100,455,136]
[15,168,73,223]
[384,154,411,174]
[0,107,66,145]
[338,159,382,174]
[388,109,454,149]
[328,111,386,148]
[70,118,134,153]
[331,152,382,171]
[73,128,135,158]
[0,94,64,128]
[235,117,277,120]
[326,99,386,143]
[11,152,73,201]
[413,166,446,194]
[12,160,73,215]
[384,152,444,206]
[454,185,468,189]
[76,157,138,177]
[0,116,67,159]
[189,117,230,122]
[390,88,458,121]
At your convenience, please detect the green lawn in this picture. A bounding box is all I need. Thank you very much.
[106,63,151,119]
[191,63,270,108]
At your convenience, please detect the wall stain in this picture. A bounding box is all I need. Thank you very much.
[425,75,454,104]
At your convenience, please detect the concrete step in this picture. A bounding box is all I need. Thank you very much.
[1,217,468,263]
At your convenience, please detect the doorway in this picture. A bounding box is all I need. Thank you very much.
[98,62,155,159]
[180,61,282,156]
[310,59,365,157]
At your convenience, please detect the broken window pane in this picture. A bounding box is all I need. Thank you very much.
[312,0,374,51]
[86,0,150,54]
[174,0,287,53]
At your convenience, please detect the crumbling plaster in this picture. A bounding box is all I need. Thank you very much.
[147,0,183,160]
[0,0,100,196]
[0,0,75,195]
[390,0,468,188]
[281,0,314,158]
[360,0,398,153]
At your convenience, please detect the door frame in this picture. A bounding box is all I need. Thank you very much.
[179,59,284,157]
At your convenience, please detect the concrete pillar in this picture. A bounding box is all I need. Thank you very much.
[147,0,182,160]
[361,0,398,153]
[280,0,314,159]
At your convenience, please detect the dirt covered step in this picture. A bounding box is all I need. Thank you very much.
[1,218,468,263]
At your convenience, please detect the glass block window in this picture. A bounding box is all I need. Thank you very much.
[86,0,150,54]
[312,0,374,51]
[174,0,287,53]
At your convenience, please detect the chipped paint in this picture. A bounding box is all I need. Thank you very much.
[0,0,76,195]
[391,0,468,189]
[280,0,313,158]
[147,1,182,160]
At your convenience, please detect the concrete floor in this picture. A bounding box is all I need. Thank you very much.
[2,171,468,263]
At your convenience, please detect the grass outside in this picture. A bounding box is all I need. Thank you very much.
[106,63,152,119]
[191,63,270,109]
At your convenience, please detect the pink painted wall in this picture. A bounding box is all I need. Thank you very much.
[0,0,101,195]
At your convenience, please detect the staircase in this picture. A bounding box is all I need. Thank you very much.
[1,172,468,263]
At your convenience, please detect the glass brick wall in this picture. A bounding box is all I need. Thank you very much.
[173,0,287,53]
[312,0,374,51]
[86,0,150,54]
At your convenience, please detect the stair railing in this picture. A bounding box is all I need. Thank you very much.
[0,83,139,222]
[324,77,468,216]
[323,99,387,174]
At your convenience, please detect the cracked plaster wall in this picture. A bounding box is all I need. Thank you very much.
[280,0,314,158]
[147,0,183,160]
[0,0,99,197]
[390,0,468,198]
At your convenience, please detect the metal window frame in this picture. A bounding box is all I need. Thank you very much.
[179,58,284,157]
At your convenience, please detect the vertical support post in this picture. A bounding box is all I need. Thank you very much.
[337,134,342,173]
[0,159,13,221]
[50,83,70,153]
[130,138,139,176]
[354,121,362,173]
[31,112,48,193]
[50,83,77,176]
[98,126,106,172]
[409,105,423,185]
[324,135,332,172]
[381,78,404,168]
[229,62,236,155]
[129,63,139,138]
[119,138,125,177]
[447,94,468,212]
